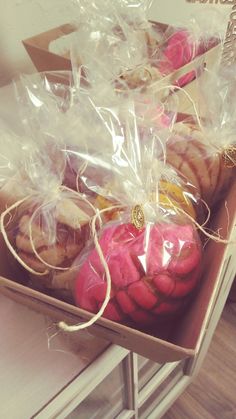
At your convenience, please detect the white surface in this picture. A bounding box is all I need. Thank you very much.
[0,0,78,85]
[148,0,231,24]
[0,0,231,86]
[0,294,109,419]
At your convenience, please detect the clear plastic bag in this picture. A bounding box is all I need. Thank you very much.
[60,92,204,328]
[70,0,163,89]
[0,74,96,297]
[1,144,94,295]
[75,220,202,327]
[0,118,44,211]
[0,120,24,191]
[166,63,236,207]
[157,9,223,87]
[69,2,224,95]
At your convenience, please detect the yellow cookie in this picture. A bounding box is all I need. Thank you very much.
[159,181,196,219]
[95,195,120,221]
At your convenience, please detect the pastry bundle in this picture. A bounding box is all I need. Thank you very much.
[57,92,203,327]
[166,64,236,208]
[157,7,225,86]
[0,83,96,296]
[69,0,222,91]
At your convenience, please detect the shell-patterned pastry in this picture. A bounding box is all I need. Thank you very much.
[166,122,234,207]
[74,222,202,327]
[15,198,91,289]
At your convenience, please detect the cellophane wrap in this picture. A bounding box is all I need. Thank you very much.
[68,1,224,95]
[57,86,204,328]
[70,0,164,89]
[0,120,28,204]
[156,9,224,90]
[166,63,236,208]
[1,73,96,298]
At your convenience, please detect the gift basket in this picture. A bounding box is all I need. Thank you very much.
[0,64,234,361]
[0,70,208,334]
[0,0,235,363]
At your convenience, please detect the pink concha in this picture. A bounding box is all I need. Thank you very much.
[147,224,201,275]
[100,301,124,322]
[168,242,201,276]
[153,268,201,299]
[116,290,137,314]
[74,222,202,327]
[128,281,159,310]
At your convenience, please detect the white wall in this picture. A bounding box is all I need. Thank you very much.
[0,0,78,85]
[0,0,231,86]
[148,0,231,24]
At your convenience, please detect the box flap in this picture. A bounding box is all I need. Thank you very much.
[173,180,236,350]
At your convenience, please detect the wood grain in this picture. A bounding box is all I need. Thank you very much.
[164,302,236,419]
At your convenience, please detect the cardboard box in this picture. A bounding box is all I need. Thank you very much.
[0,178,235,364]
[22,22,221,113]
[23,24,76,73]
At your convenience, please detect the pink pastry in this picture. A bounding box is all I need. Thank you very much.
[159,30,197,74]
[158,29,206,88]
[74,222,202,326]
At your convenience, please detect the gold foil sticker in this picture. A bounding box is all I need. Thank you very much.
[222,145,236,168]
[131,205,145,229]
